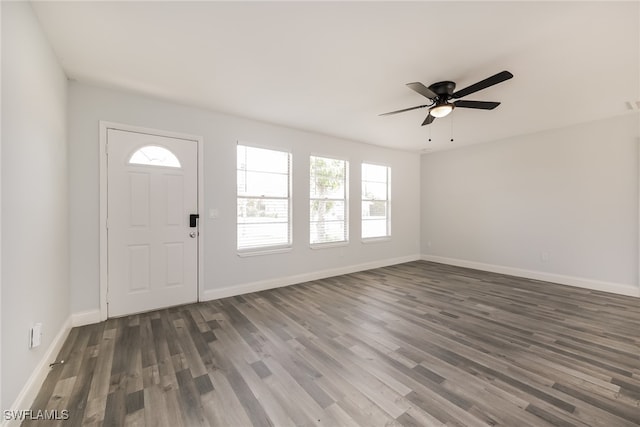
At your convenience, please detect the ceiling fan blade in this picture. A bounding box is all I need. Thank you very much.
[379,104,429,116]
[454,100,501,110]
[451,71,513,99]
[407,82,437,99]
[421,113,435,126]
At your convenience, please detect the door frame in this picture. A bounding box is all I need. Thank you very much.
[99,121,204,320]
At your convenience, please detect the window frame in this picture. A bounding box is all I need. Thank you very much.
[236,143,293,255]
[309,154,349,248]
[361,162,391,241]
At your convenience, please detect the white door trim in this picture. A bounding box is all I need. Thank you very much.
[99,121,204,320]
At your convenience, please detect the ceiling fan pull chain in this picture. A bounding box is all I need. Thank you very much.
[450,115,454,142]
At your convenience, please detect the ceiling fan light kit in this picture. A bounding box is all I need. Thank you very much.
[429,103,454,118]
[381,70,513,126]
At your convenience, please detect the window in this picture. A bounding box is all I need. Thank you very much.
[237,145,291,252]
[129,145,181,168]
[362,163,390,239]
[310,156,348,245]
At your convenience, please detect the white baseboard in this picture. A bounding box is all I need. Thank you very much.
[202,254,421,301]
[421,254,640,298]
[70,309,102,327]
[2,317,72,427]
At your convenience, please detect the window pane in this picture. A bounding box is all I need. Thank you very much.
[129,145,181,168]
[362,219,388,239]
[310,220,346,244]
[362,201,388,218]
[362,181,387,200]
[238,198,289,223]
[362,163,390,239]
[238,145,289,174]
[310,156,346,198]
[362,163,387,182]
[311,179,345,199]
[310,200,345,222]
[238,223,290,249]
[237,170,289,197]
[310,155,348,245]
[237,145,291,251]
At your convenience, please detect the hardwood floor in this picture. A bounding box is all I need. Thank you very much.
[27,261,640,426]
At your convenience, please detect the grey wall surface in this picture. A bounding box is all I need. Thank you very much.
[68,82,421,314]
[422,113,639,293]
[1,1,70,410]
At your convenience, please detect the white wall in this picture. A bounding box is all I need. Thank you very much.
[68,82,421,314]
[0,0,3,410]
[1,1,69,411]
[421,113,640,296]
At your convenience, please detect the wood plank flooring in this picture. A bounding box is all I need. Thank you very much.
[26,261,640,426]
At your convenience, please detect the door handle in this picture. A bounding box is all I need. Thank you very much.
[189,214,199,228]
[189,231,197,238]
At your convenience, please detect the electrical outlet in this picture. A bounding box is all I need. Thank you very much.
[30,323,42,349]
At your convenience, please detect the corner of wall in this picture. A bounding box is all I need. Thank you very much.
[421,254,640,298]
[70,310,102,328]
[420,115,640,295]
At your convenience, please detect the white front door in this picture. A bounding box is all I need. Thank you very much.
[107,129,198,317]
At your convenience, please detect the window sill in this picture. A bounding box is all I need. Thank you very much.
[237,246,293,257]
[361,236,392,244]
[310,241,349,250]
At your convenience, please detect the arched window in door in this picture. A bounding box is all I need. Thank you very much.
[128,145,181,168]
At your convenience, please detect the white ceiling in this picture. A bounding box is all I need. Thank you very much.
[32,1,639,151]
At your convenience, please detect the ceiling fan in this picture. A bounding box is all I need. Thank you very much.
[380,70,513,125]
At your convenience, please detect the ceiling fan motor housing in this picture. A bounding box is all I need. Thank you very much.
[428,81,456,98]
